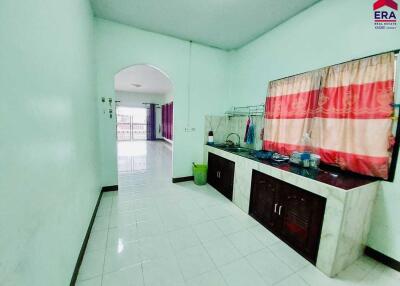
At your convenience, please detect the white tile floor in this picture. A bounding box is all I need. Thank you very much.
[77,141,400,286]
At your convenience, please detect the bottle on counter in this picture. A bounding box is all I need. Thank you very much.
[300,132,313,167]
[208,131,214,145]
[301,132,313,154]
[300,152,311,168]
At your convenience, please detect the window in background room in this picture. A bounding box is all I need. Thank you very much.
[117,107,147,141]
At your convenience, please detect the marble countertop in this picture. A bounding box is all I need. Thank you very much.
[207,144,377,190]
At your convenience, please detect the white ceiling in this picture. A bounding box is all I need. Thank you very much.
[114,64,173,94]
[91,0,320,50]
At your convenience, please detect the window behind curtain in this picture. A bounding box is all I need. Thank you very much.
[312,53,395,179]
[263,52,396,179]
[263,69,325,155]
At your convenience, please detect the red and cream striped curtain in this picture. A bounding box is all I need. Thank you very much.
[263,70,324,154]
[264,52,396,179]
[312,53,395,179]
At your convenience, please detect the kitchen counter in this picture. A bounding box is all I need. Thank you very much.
[204,144,380,278]
[209,144,377,190]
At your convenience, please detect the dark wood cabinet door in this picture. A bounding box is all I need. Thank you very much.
[249,171,280,230]
[207,153,220,190]
[207,153,235,201]
[279,185,326,264]
[249,170,326,265]
[220,158,235,201]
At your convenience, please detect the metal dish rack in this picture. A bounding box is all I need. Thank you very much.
[225,104,265,118]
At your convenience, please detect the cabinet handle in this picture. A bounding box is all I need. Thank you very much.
[278,205,282,216]
[274,203,278,213]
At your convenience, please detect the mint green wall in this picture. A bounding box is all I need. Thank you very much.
[95,18,230,183]
[229,0,400,261]
[0,1,100,285]
[1,3,397,284]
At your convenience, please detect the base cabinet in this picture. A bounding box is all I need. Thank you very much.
[249,170,326,264]
[207,153,235,200]
[250,172,281,231]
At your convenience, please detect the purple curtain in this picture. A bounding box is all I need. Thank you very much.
[167,103,171,139]
[161,102,173,140]
[162,105,166,137]
[146,104,156,140]
[170,102,173,140]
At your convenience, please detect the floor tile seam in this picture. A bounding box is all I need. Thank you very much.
[166,225,200,251]
[344,262,377,283]
[76,274,102,283]
[250,229,281,250]
[102,261,143,276]
[139,262,146,286]
[156,231,189,285]
[97,203,113,214]
[225,224,272,250]
[100,205,113,286]
[241,252,292,286]
[213,217,248,236]
[266,244,306,274]
[131,208,187,281]
[225,231,268,257]
[358,265,384,283]
[272,271,311,286]
[176,222,229,284]
[102,208,142,274]
[201,239,245,268]
[232,226,298,284]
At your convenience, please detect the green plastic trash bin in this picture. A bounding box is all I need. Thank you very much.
[193,164,208,185]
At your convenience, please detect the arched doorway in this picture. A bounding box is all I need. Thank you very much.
[114,64,174,178]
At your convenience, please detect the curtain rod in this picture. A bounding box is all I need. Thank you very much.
[271,49,400,83]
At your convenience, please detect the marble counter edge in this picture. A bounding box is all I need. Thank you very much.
[204,145,377,197]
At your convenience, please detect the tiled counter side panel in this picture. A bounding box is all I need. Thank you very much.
[204,145,379,277]
[232,155,260,213]
[316,187,347,276]
[332,182,379,275]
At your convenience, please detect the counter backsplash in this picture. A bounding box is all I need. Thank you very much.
[204,115,264,150]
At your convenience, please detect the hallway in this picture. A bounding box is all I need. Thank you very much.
[76,141,400,286]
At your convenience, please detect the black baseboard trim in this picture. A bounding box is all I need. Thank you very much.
[365,246,400,272]
[172,176,194,183]
[70,190,103,285]
[101,185,118,192]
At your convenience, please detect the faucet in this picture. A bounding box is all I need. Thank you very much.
[225,133,240,147]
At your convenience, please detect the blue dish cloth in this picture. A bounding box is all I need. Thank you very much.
[254,150,274,160]
[246,122,255,144]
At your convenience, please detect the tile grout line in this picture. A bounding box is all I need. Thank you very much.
[100,193,115,285]
[103,151,295,284]
[104,186,298,285]
[85,141,395,286]
[103,184,272,284]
